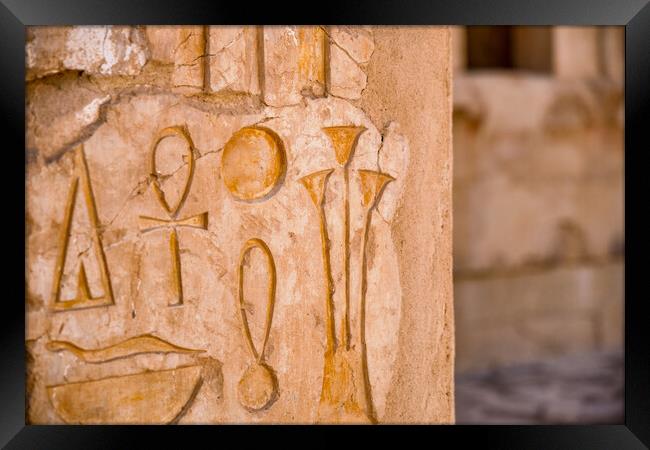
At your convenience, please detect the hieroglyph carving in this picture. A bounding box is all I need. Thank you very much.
[138,126,208,306]
[48,365,204,424]
[221,127,287,202]
[300,126,395,424]
[46,335,214,424]
[236,238,279,412]
[46,334,205,363]
[51,145,114,312]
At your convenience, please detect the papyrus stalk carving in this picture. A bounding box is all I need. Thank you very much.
[300,126,394,424]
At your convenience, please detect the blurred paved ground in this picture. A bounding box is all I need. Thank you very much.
[455,350,623,424]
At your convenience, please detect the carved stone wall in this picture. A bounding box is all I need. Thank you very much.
[26,26,454,424]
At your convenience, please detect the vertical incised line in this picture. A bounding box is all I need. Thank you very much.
[202,25,210,93]
[256,26,266,101]
[299,169,336,353]
[169,228,183,306]
[359,212,370,350]
[52,176,79,305]
[323,25,331,95]
[258,240,276,364]
[77,145,113,303]
[319,202,336,352]
[238,245,258,361]
[341,165,351,350]
[359,207,377,422]
[51,145,117,311]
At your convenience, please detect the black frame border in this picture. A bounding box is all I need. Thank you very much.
[3,0,648,448]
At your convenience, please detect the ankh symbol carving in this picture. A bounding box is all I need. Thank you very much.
[236,238,279,412]
[138,126,208,306]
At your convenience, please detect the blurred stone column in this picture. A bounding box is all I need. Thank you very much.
[452,26,467,73]
[553,26,601,78]
[601,26,624,86]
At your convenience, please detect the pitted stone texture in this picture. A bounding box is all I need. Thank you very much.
[27,26,149,80]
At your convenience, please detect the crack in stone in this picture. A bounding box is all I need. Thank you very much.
[101,174,154,233]
[154,114,281,183]
[176,51,216,68]
[174,32,195,53]
[103,232,141,252]
[327,91,360,102]
[75,241,94,259]
[374,141,391,225]
[213,29,245,55]
[320,26,371,67]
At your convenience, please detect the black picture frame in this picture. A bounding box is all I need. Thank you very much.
[4,0,648,447]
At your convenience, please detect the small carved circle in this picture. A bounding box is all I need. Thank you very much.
[237,362,278,411]
[221,127,286,202]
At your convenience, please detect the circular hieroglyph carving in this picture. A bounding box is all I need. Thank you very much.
[221,127,286,202]
[237,362,278,411]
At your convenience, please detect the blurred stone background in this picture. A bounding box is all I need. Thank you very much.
[452,26,624,424]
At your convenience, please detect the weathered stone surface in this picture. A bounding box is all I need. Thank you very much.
[25,27,70,79]
[145,26,181,64]
[26,26,453,424]
[329,26,375,64]
[207,26,260,94]
[26,73,112,162]
[262,26,327,106]
[327,26,373,100]
[329,44,368,100]
[27,26,149,80]
[171,26,206,94]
